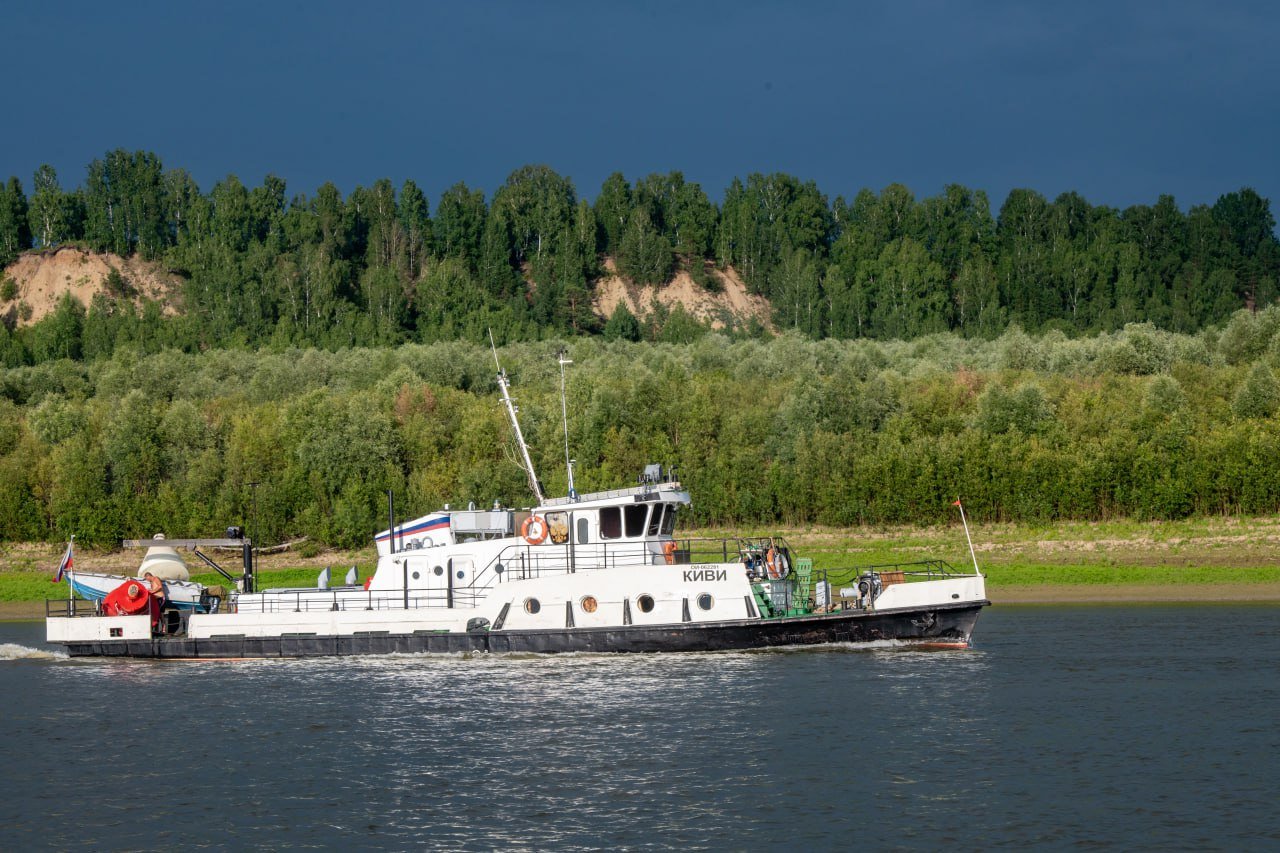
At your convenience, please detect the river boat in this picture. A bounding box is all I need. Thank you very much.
[46,353,989,659]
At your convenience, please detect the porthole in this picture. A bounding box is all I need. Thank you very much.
[636,594,655,614]
[433,566,444,577]
[697,593,714,611]
[580,595,598,613]
[495,563,504,575]
[456,570,465,580]
[411,571,420,580]
[524,597,541,615]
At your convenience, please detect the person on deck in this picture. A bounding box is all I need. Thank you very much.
[143,572,169,632]
[143,572,168,606]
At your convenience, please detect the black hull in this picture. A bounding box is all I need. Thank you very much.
[59,601,989,659]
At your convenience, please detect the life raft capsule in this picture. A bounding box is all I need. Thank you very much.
[522,515,548,545]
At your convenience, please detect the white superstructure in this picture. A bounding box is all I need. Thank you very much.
[223,475,722,630]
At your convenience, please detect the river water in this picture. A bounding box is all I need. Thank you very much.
[1,605,1276,850]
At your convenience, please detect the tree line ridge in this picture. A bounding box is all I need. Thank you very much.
[0,150,1276,364]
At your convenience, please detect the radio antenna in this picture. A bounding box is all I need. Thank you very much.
[489,330,545,505]
[558,348,576,498]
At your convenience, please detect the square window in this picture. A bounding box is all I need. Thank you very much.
[600,507,622,539]
[624,504,648,538]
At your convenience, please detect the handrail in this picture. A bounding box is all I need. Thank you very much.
[234,586,486,614]
[46,598,101,618]
[822,559,961,589]
[541,480,684,507]
[463,535,800,595]
[678,536,798,566]
[466,539,662,593]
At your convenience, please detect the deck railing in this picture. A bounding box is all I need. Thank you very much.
[233,586,490,615]
[45,598,101,618]
[821,559,964,592]
[462,535,800,593]
[57,549,964,619]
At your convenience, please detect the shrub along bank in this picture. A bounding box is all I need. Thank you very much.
[5,313,1280,547]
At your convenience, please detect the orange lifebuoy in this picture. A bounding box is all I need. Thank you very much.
[765,547,786,580]
[522,515,548,545]
[662,541,677,565]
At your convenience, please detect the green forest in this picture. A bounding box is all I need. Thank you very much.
[3,150,1280,548]
[1,149,1278,363]
[5,314,1280,547]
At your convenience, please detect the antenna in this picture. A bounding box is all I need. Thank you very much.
[490,330,545,505]
[558,348,576,498]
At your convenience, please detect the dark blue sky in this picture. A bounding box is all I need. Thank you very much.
[5,1,1278,215]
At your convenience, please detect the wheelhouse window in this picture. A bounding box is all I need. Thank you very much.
[624,504,649,538]
[599,507,622,540]
[660,506,677,536]
[647,504,664,537]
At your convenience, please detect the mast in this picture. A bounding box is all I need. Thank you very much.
[490,330,545,505]
[66,534,74,603]
[953,497,981,575]
[558,348,576,498]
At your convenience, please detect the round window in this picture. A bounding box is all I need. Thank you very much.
[433,566,444,576]
[636,594,655,613]
[411,571,420,580]
[580,595,598,613]
[495,563,504,575]
[456,570,465,580]
[697,593,713,611]
[524,597,541,615]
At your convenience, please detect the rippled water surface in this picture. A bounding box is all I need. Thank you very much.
[2,606,1278,850]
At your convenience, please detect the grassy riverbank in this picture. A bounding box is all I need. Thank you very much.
[783,516,1280,604]
[4,516,1280,619]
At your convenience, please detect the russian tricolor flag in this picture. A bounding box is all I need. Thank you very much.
[52,539,73,583]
